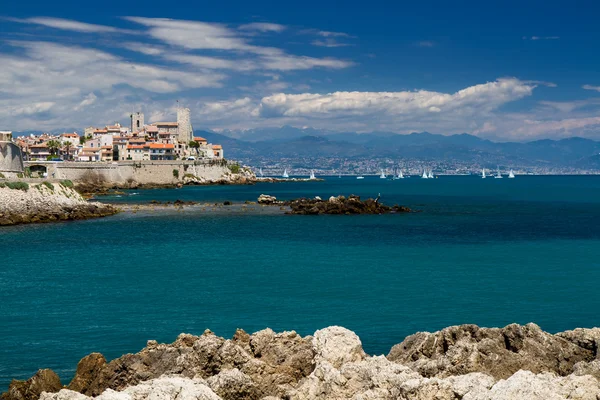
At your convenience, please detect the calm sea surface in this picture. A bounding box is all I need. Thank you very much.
[2,175,600,390]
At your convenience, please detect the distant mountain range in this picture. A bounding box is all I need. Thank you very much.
[12,127,600,167]
[199,129,600,167]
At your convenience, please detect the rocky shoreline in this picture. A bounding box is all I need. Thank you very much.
[0,182,118,226]
[3,323,600,400]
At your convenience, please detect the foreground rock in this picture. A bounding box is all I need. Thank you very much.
[0,182,118,226]
[285,195,412,215]
[387,323,597,379]
[6,324,600,400]
[1,369,61,400]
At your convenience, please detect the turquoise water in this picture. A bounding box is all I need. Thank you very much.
[2,176,600,390]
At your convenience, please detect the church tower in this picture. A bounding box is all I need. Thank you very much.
[130,112,144,133]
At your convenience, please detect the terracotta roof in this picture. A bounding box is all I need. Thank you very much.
[212,144,222,149]
[61,133,79,137]
[30,144,48,148]
[93,129,108,133]
[194,137,207,142]
[145,126,158,132]
[127,145,145,150]
[148,143,174,149]
[152,122,178,127]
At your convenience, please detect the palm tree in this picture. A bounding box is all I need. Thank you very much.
[63,142,72,161]
[46,140,61,158]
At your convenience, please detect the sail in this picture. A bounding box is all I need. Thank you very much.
[398,170,404,179]
[428,170,434,179]
[422,170,428,179]
[309,170,316,180]
[380,169,386,179]
[482,169,486,178]
[282,169,289,178]
[508,169,515,178]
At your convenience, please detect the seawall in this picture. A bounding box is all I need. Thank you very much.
[23,160,249,186]
[3,323,600,400]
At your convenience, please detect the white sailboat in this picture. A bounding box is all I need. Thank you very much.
[282,169,289,178]
[508,169,515,178]
[428,170,434,179]
[258,168,264,177]
[397,170,404,179]
[309,170,316,180]
[356,175,364,180]
[380,169,387,179]
[494,167,503,179]
[481,169,486,179]
[422,170,429,179]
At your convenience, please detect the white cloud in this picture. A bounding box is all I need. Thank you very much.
[124,17,266,53]
[238,22,285,32]
[257,78,535,118]
[312,39,352,48]
[120,42,165,55]
[583,84,600,92]
[14,17,131,34]
[318,30,351,38]
[75,93,97,110]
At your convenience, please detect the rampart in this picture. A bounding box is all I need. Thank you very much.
[23,160,233,185]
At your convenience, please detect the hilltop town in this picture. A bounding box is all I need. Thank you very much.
[12,108,223,163]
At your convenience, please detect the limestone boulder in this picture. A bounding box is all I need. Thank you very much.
[312,326,365,368]
[41,377,220,400]
[474,370,600,400]
[387,323,595,379]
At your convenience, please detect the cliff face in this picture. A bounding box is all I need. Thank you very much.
[4,324,600,400]
[0,182,117,226]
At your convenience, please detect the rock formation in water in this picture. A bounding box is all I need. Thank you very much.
[285,195,412,215]
[257,194,412,214]
[4,324,600,400]
[0,182,117,226]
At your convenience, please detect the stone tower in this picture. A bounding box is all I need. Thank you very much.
[0,132,24,174]
[130,112,144,133]
[177,108,193,144]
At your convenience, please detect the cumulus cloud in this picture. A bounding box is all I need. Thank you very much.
[257,78,535,118]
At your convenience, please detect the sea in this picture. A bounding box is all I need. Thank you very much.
[2,175,600,390]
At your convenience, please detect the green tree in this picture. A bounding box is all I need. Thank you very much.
[188,140,199,155]
[46,140,62,157]
[63,142,72,161]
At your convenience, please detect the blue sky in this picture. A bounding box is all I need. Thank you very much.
[2,0,600,141]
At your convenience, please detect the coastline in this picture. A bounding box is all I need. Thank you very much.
[0,182,118,226]
[3,323,600,400]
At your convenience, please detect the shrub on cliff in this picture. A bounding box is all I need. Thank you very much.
[228,164,240,174]
[172,169,180,178]
[6,182,29,191]
[42,181,55,191]
[60,180,74,188]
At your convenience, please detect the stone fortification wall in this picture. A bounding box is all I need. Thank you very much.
[0,143,24,174]
[26,161,232,185]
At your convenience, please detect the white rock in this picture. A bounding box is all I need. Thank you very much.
[41,377,221,400]
[313,326,366,368]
